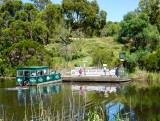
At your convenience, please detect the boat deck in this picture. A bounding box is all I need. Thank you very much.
[37,79,62,86]
[62,76,131,83]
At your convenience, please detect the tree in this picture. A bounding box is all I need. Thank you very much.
[32,18,49,44]
[62,0,107,36]
[100,21,121,37]
[137,0,160,32]
[0,0,22,17]
[117,12,159,51]
[2,40,50,67]
[40,3,63,44]
[1,20,25,49]
[141,49,160,71]
[30,0,51,11]
[23,3,39,22]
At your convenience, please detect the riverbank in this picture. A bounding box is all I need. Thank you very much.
[129,69,160,89]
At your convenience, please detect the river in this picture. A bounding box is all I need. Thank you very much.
[0,79,160,120]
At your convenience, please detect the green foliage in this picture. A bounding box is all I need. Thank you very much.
[124,52,137,72]
[2,40,50,68]
[62,0,107,36]
[32,18,49,44]
[44,44,61,57]
[116,5,160,72]
[117,12,150,45]
[142,24,160,50]
[40,3,63,44]
[92,48,115,67]
[30,0,51,11]
[72,51,84,60]
[86,106,105,121]
[51,57,65,69]
[101,21,121,37]
[141,49,160,72]
[137,0,160,32]
[0,0,22,17]
[23,3,39,21]
[117,11,160,52]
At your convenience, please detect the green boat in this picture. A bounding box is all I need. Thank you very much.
[16,66,61,86]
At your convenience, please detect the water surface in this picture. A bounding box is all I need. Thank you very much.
[0,79,160,120]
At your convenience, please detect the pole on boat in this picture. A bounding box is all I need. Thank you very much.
[82,61,87,76]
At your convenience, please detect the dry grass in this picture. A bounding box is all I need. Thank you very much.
[130,68,160,88]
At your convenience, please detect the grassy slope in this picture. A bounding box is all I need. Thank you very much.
[45,37,123,69]
[67,37,123,68]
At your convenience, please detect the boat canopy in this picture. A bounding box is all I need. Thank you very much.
[16,66,50,77]
[17,66,49,70]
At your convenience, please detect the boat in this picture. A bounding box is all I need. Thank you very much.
[62,76,131,83]
[16,66,61,86]
[62,68,131,83]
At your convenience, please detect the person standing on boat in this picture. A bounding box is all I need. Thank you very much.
[115,66,119,77]
[79,69,82,76]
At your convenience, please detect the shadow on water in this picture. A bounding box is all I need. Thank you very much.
[0,78,160,120]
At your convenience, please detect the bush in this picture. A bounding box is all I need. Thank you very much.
[92,48,115,67]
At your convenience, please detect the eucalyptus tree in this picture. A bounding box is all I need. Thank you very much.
[32,18,49,44]
[62,0,107,36]
[30,0,51,11]
[137,0,160,32]
[1,20,25,47]
[0,0,23,28]
[0,0,22,17]
[23,3,39,22]
[40,3,63,44]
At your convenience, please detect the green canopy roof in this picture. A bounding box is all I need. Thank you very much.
[17,66,49,70]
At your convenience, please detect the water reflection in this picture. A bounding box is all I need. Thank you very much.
[17,83,62,103]
[71,83,119,96]
[1,79,160,120]
[105,101,137,121]
[70,82,131,120]
[0,80,62,120]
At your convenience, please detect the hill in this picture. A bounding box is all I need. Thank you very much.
[45,37,124,70]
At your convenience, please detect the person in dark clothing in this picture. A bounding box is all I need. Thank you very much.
[22,71,29,86]
[115,66,119,77]
[22,79,28,86]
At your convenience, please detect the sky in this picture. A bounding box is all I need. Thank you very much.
[24,0,140,22]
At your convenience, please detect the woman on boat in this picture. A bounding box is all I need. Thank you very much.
[79,69,82,76]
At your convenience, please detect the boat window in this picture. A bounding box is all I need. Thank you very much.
[24,71,30,76]
[37,70,43,76]
[17,70,23,76]
[44,69,49,75]
[30,70,36,77]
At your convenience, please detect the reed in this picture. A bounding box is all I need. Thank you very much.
[18,89,107,121]
[86,106,105,121]
[131,68,160,88]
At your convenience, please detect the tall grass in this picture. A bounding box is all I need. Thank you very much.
[130,68,160,88]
